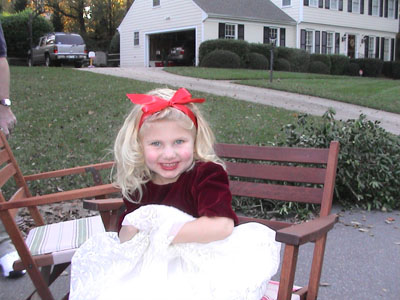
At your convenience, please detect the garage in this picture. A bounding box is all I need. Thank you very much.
[148,29,195,67]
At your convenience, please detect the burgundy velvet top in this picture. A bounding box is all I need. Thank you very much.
[118,161,238,232]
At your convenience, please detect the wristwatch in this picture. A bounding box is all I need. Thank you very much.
[0,99,11,107]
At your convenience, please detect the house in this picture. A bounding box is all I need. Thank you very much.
[269,0,398,60]
[118,0,297,67]
[118,0,398,67]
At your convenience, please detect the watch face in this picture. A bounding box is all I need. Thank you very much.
[1,99,11,106]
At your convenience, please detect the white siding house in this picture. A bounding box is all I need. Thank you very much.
[118,0,297,67]
[270,0,399,60]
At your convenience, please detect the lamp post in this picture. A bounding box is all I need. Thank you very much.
[269,38,276,83]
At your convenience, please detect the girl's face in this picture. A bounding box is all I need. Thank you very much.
[140,119,195,185]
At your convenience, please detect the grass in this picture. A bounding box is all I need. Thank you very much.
[165,67,400,114]
[9,66,302,193]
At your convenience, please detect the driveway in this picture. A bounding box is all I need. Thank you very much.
[80,67,400,135]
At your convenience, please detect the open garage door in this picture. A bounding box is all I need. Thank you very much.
[148,29,195,67]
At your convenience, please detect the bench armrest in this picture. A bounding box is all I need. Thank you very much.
[275,214,338,246]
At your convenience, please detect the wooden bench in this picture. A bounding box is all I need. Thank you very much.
[84,141,340,300]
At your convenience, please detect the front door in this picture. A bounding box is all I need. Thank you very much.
[347,35,356,59]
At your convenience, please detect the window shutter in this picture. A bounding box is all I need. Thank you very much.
[380,38,384,60]
[368,0,372,14]
[319,0,324,7]
[384,0,388,17]
[379,0,383,16]
[280,28,286,47]
[364,36,369,58]
[335,33,340,53]
[238,24,244,40]
[348,0,352,11]
[390,38,394,61]
[301,29,306,50]
[219,23,225,39]
[395,0,398,18]
[304,0,309,6]
[325,0,330,8]
[321,31,327,54]
[375,37,380,58]
[264,27,270,44]
[339,0,343,10]
[360,0,364,13]
[315,31,321,53]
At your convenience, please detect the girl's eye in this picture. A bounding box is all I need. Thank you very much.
[151,141,161,147]
[175,139,184,145]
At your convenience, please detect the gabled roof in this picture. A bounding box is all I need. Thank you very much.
[193,0,295,25]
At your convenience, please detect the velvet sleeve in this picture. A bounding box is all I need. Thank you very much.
[193,162,238,225]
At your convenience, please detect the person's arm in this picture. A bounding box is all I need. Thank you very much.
[0,55,16,137]
[171,216,234,244]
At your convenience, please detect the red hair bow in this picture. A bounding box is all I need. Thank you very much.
[126,88,205,129]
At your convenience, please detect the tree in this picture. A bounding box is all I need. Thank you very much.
[14,0,28,12]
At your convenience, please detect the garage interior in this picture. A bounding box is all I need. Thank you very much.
[149,29,195,67]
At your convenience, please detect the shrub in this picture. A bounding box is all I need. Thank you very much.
[310,53,331,71]
[391,61,400,79]
[277,47,309,72]
[396,33,400,61]
[329,54,350,75]
[344,62,360,76]
[199,49,241,69]
[382,61,392,78]
[248,43,275,61]
[274,58,291,71]
[1,9,53,58]
[352,58,383,77]
[383,61,400,79]
[278,109,400,210]
[308,61,330,74]
[199,39,249,67]
[247,52,269,70]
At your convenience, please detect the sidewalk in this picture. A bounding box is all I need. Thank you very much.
[80,67,400,135]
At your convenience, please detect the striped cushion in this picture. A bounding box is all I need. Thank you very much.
[25,216,105,256]
[262,280,301,300]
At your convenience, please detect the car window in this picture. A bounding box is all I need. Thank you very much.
[55,34,84,45]
[40,38,46,47]
[46,35,55,45]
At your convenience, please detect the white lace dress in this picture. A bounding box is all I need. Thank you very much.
[70,205,281,300]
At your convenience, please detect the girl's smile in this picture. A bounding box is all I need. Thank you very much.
[140,119,195,185]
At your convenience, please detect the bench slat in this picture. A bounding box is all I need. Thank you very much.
[225,161,326,184]
[216,143,330,164]
[230,181,323,204]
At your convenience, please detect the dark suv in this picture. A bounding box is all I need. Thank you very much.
[28,32,87,67]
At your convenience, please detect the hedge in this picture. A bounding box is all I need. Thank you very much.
[352,58,383,77]
[276,47,309,72]
[247,52,269,70]
[329,54,350,75]
[199,39,249,67]
[1,9,53,58]
[199,49,241,69]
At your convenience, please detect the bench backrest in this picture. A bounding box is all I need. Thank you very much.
[215,141,339,228]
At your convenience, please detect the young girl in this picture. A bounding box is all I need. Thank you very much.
[70,88,281,300]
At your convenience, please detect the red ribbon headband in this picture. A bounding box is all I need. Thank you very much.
[126,88,205,129]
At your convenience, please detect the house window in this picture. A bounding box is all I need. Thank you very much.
[384,38,389,60]
[372,0,379,15]
[327,32,334,54]
[352,0,360,12]
[134,31,139,46]
[309,0,318,6]
[388,0,395,17]
[225,24,236,39]
[330,0,339,9]
[368,36,375,57]
[282,0,291,6]
[270,28,278,44]
[153,0,160,7]
[306,30,314,53]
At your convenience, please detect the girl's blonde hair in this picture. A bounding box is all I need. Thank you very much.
[114,88,224,203]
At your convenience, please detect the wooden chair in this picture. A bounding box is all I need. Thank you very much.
[0,131,119,300]
[85,141,339,300]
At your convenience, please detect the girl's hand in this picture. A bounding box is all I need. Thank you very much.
[119,225,139,243]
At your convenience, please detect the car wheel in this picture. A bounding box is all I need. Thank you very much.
[45,54,51,67]
[74,61,82,68]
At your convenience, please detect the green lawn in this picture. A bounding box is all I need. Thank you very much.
[9,66,301,184]
[165,67,400,114]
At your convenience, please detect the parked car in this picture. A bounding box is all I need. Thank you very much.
[168,43,194,66]
[28,32,87,68]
